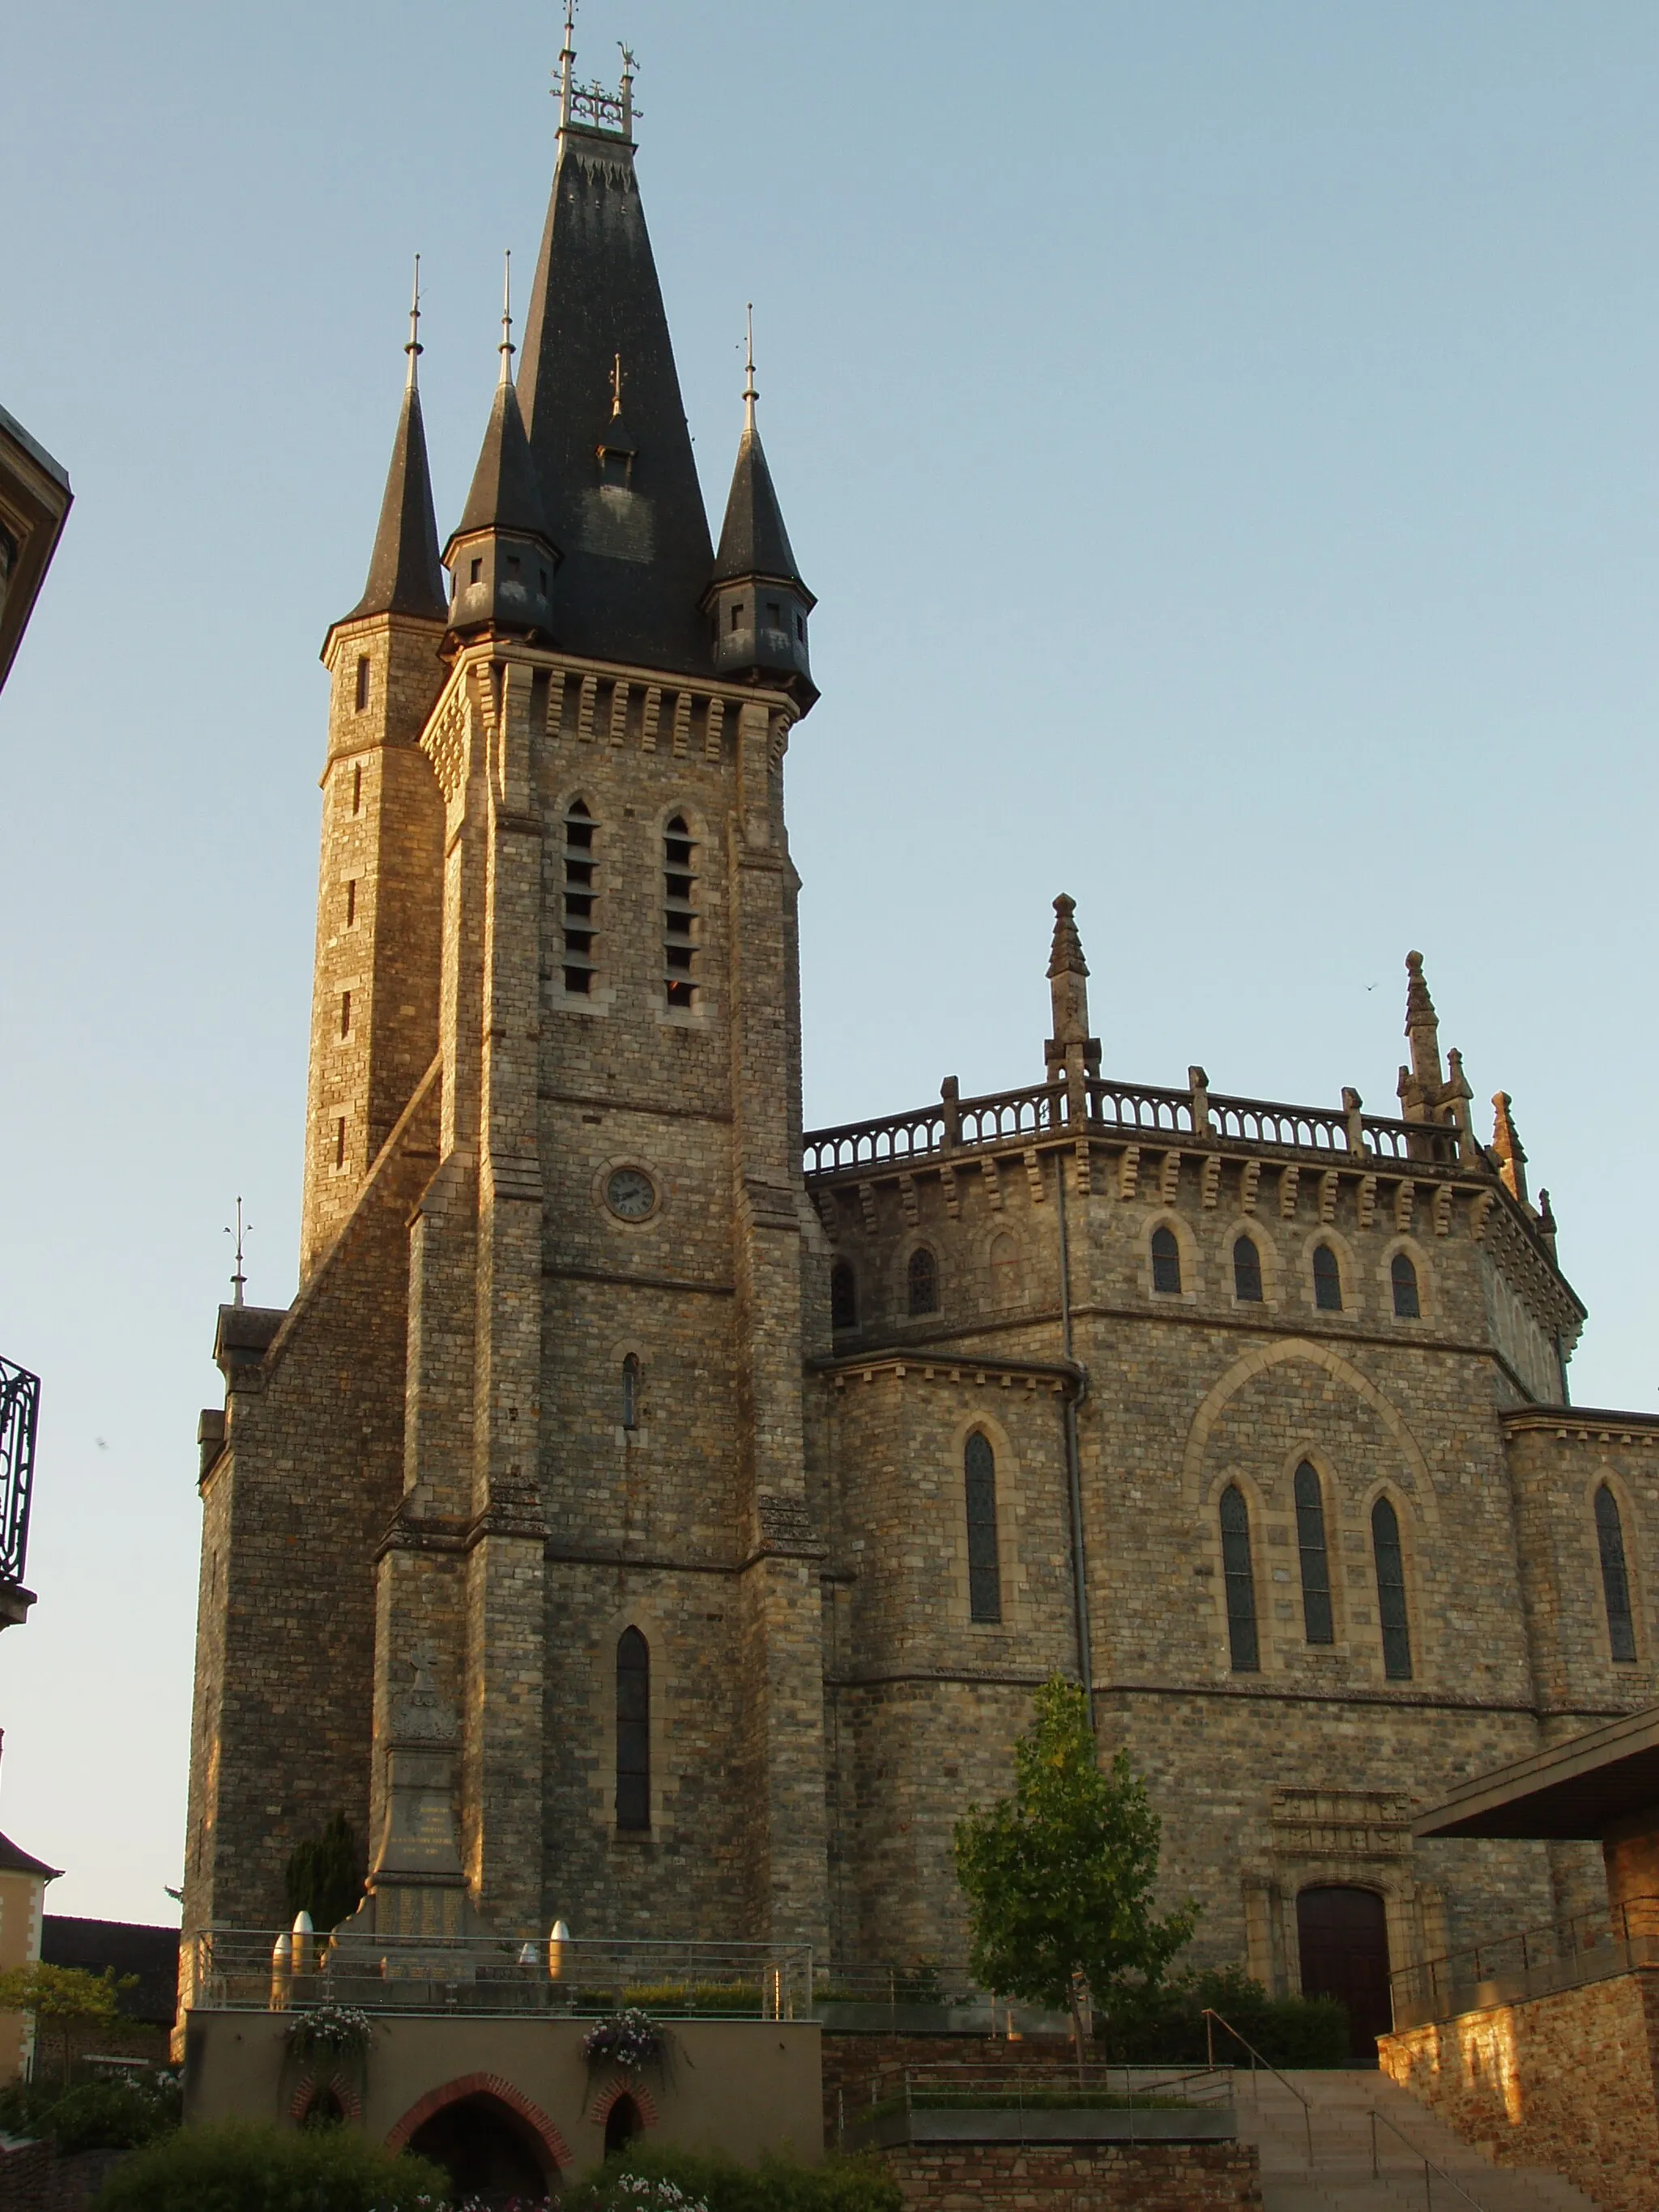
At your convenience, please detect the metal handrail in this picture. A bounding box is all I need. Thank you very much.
[1371,2102,1487,2210]
[1201,2009,1312,2165]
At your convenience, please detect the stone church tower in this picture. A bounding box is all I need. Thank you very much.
[186,31,1659,2042]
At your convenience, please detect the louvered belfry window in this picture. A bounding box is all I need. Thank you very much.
[830,1261,857,1332]
[1596,1485,1638,1663]
[1220,1485,1259,1673]
[616,1627,650,1830]
[1294,1462,1334,1645]
[561,799,598,993]
[1392,1253,1421,1319]
[1233,1236,1263,1302]
[1151,1225,1182,1294]
[1371,1498,1413,1680]
[965,1434,1001,1623]
[907,1247,939,1316]
[1313,1244,1342,1311]
[664,814,697,1007]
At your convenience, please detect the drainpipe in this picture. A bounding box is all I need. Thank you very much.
[1054,1152,1094,1731]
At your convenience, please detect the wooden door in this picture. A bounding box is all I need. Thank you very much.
[1297,1885,1392,2063]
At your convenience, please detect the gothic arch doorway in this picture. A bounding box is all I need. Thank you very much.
[1297,1885,1392,2064]
[604,2091,642,2159]
[406,2091,558,2207]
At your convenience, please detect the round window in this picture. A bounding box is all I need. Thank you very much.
[605,1166,657,1221]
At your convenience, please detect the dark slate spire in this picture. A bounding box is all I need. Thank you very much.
[703,311,817,709]
[345,266,447,625]
[446,255,559,641]
[517,32,713,673]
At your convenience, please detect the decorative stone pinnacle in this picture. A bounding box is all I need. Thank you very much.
[1047,893,1088,980]
[1491,1091,1529,1206]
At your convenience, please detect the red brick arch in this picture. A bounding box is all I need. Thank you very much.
[587,2074,659,2129]
[385,2071,572,2170]
[288,2069,363,2125]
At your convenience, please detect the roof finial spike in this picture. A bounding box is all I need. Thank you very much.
[405,254,424,393]
[498,249,514,386]
[610,352,624,420]
[224,1196,253,1310]
[557,0,577,129]
[743,302,758,433]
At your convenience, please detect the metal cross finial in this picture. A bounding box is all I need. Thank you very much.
[499,249,514,386]
[557,0,578,128]
[224,1197,253,1309]
[610,352,624,418]
[405,254,424,392]
[743,302,757,432]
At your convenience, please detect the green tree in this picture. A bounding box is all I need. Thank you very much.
[953,1676,1197,2052]
[0,1963,128,2085]
[284,1810,365,1931]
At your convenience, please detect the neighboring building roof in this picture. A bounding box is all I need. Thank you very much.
[0,1829,62,1882]
[343,383,447,626]
[0,402,72,697]
[712,421,806,592]
[517,121,714,675]
[1414,1703,1659,1840]
[41,1918,179,2026]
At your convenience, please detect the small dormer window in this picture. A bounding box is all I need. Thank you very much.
[795,613,805,641]
[766,600,782,629]
[729,602,742,633]
[599,445,633,488]
[539,569,548,593]
[470,558,483,585]
[507,553,521,577]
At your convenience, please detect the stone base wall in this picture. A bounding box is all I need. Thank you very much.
[822,2033,1075,2142]
[1379,1967,1659,2212]
[0,2142,129,2210]
[876,2140,1260,2212]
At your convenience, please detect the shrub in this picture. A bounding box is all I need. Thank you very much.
[39,2074,180,2154]
[1095,1964,1349,2069]
[570,2143,902,2212]
[91,2118,449,2211]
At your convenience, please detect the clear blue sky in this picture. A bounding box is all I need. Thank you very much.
[2,2,1655,1922]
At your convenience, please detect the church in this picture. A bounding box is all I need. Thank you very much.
[181,27,1659,2049]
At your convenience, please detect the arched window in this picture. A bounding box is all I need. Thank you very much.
[616,1628,650,1831]
[621,1353,641,1431]
[830,1261,857,1332]
[1596,1485,1637,1663]
[1312,1243,1342,1312]
[965,1434,1000,1623]
[1233,1236,1263,1303]
[561,799,598,994]
[907,1247,939,1316]
[990,1233,1019,1305]
[1219,1485,1259,1673]
[1391,1253,1421,1319]
[1294,1462,1333,1645]
[604,2092,642,2159]
[1151,1225,1182,1294]
[1371,1499,1412,1680]
[663,815,697,1008]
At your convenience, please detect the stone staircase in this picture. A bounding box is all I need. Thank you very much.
[1234,2068,1601,2212]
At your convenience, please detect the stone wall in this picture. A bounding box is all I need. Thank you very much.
[1379,1967,1659,2212]
[875,2139,1260,2212]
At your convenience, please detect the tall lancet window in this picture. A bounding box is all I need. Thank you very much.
[1219,1485,1259,1673]
[965,1434,1001,1623]
[1371,1498,1413,1680]
[1596,1485,1637,1663]
[562,799,599,994]
[621,1354,642,1432]
[1294,1462,1334,1645]
[616,1628,650,1831]
[664,815,697,1008]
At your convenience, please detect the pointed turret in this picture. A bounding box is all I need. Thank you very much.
[339,271,446,629]
[1043,894,1101,1083]
[704,310,817,710]
[1397,950,1446,1122]
[1491,1092,1530,1206]
[444,258,559,641]
[518,29,714,671]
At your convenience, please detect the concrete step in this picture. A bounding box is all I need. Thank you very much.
[1234,2069,1601,2212]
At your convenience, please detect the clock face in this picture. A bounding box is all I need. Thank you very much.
[605,1167,656,1221]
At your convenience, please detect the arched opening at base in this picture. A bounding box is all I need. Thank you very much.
[603,2091,642,2160]
[299,2087,345,2130]
[407,2092,557,2209]
[1297,1884,1392,2065]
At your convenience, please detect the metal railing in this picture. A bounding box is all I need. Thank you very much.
[1391,1892,1659,2022]
[1370,2103,1488,2210]
[1201,2008,1313,2165]
[840,2061,1232,2149]
[194,1931,812,2020]
[803,1076,1467,1179]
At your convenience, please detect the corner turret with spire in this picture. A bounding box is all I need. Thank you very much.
[444,254,560,643]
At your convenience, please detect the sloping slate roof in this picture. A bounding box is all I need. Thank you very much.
[347,385,447,624]
[452,377,553,550]
[1414,1702,1659,1839]
[712,424,804,590]
[518,125,714,675]
[41,1918,179,2026]
[0,1831,61,1882]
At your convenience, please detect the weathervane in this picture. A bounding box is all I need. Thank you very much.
[554,3,642,134]
[405,254,423,391]
[224,1197,253,1309]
